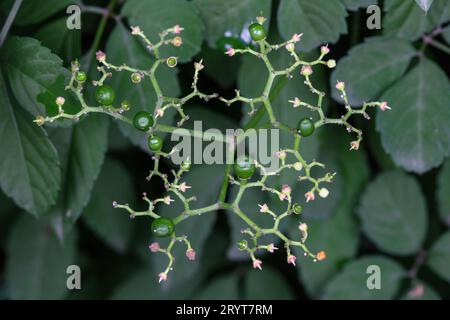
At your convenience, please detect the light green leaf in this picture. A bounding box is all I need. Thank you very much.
[427,231,450,282]
[0,71,61,215]
[0,0,72,26]
[377,58,450,174]
[192,0,272,47]
[357,171,427,255]
[437,160,450,226]
[6,215,76,299]
[331,37,415,106]
[384,0,450,40]
[0,37,72,117]
[50,114,109,222]
[34,17,81,64]
[322,255,406,299]
[341,0,378,11]
[244,266,294,299]
[277,0,348,52]
[122,0,204,62]
[195,274,239,299]
[106,23,180,152]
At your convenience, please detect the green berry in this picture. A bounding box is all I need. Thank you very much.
[292,203,302,214]
[249,23,266,42]
[95,85,115,106]
[297,118,315,137]
[216,36,246,52]
[148,135,163,152]
[166,56,178,68]
[133,111,154,131]
[237,240,248,251]
[75,71,87,82]
[234,156,256,180]
[151,217,175,237]
[131,72,142,83]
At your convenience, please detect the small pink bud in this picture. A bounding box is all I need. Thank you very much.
[173,25,184,34]
[96,50,106,62]
[194,60,204,71]
[275,150,287,159]
[155,108,164,118]
[163,196,174,205]
[320,45,330,55]
[335,81,345,91]
[252,259,263,270]
[149,242,160,252]
[267,243,278,253]
[56,96,65,106]
[289,97,301,107]
[292,33,302,43]
[225,47,235,57]
[379,101,391,111]
[112,201,118,208]
[350,140,360,151]
[285,42,295,52]
[172,36,183,47]
[186,248,196,261]
[258,203,269,213]
[305,191,315,203]
[281,184,291,195]
[287,255,297,266]
[299,223,308,232]
[179,182,191,193]
[130,26,141,35]
[158,272,167,283]
[300,65,313,76]
[256,16,267,25]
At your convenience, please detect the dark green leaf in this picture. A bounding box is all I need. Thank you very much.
[122,0,204,62]
[427,231,450,282]
[377,58,450,173]
[357,171,427,255]
[244,266,294,299]
[341,0,378,11]
[437,160,450,226]
[322,255,406,299]
[277,0,348,52]
[331,37,415,106]
[6,215,76,299]
[0,71,61,215]
[195,274,239,299]
[192,0,272,47]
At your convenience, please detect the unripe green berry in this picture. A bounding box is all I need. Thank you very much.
[133,111,154,131]
[151,217,175,237]
[95,85,115,106]
[75,71,87,83]
[249,23,266,41]
[237,239,248,251]
[234,156,256,180]
[121,100,131,111]
[292,203,302,214]
[166,56,178,68]
[131,72,142,83]
[297,118,315,137]
[148,135,163,152]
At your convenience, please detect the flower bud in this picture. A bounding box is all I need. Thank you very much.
[287,255,297,266]
[96,50,106,62]
[293,162,303,171]
[121,100,131,111]
[149,242,160,252]
[319,188,329,198]
[335,81,345,91]
[327,59,336,68]
[316,251,327,261]
[56,96,65,106]
[34,115,45,126]
[252,259,263,270]
[300,65,313,76]
[172,36,183,47]
[285,42,295,52]
[321,45,330,55]
[186,248,196,261]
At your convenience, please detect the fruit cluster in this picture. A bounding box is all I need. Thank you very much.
[34,18,389,283]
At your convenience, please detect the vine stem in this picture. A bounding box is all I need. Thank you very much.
[0,0,23,48]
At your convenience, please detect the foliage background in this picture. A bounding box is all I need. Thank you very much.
[0,0,449,300]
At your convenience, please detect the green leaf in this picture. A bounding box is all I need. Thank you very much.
[331,37,415,106]
[0,37,70,117]
[122,0,204,62]
[195,274,239,299]
[244,266,294,299]
[427,231,450,282]
[376,58,450,174]
[34,17,82,64]
[82,159,135,253]
[401,281,441,300]
[6,215,76,299]
[192,0,272,47]
[322,255,406,299]
[201,45,241,89]
[437,160,450,226]
[151,164,224,287]
[415,0,434,12]
[0,0,72,26]
[357,171,427,255]
[48,115,109,222]
[341,0,378,11]
[0,71,61,215]
[443,25,450,44]
[384,0,450,40]
[105,23,180,152]
[277,0,348,52]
